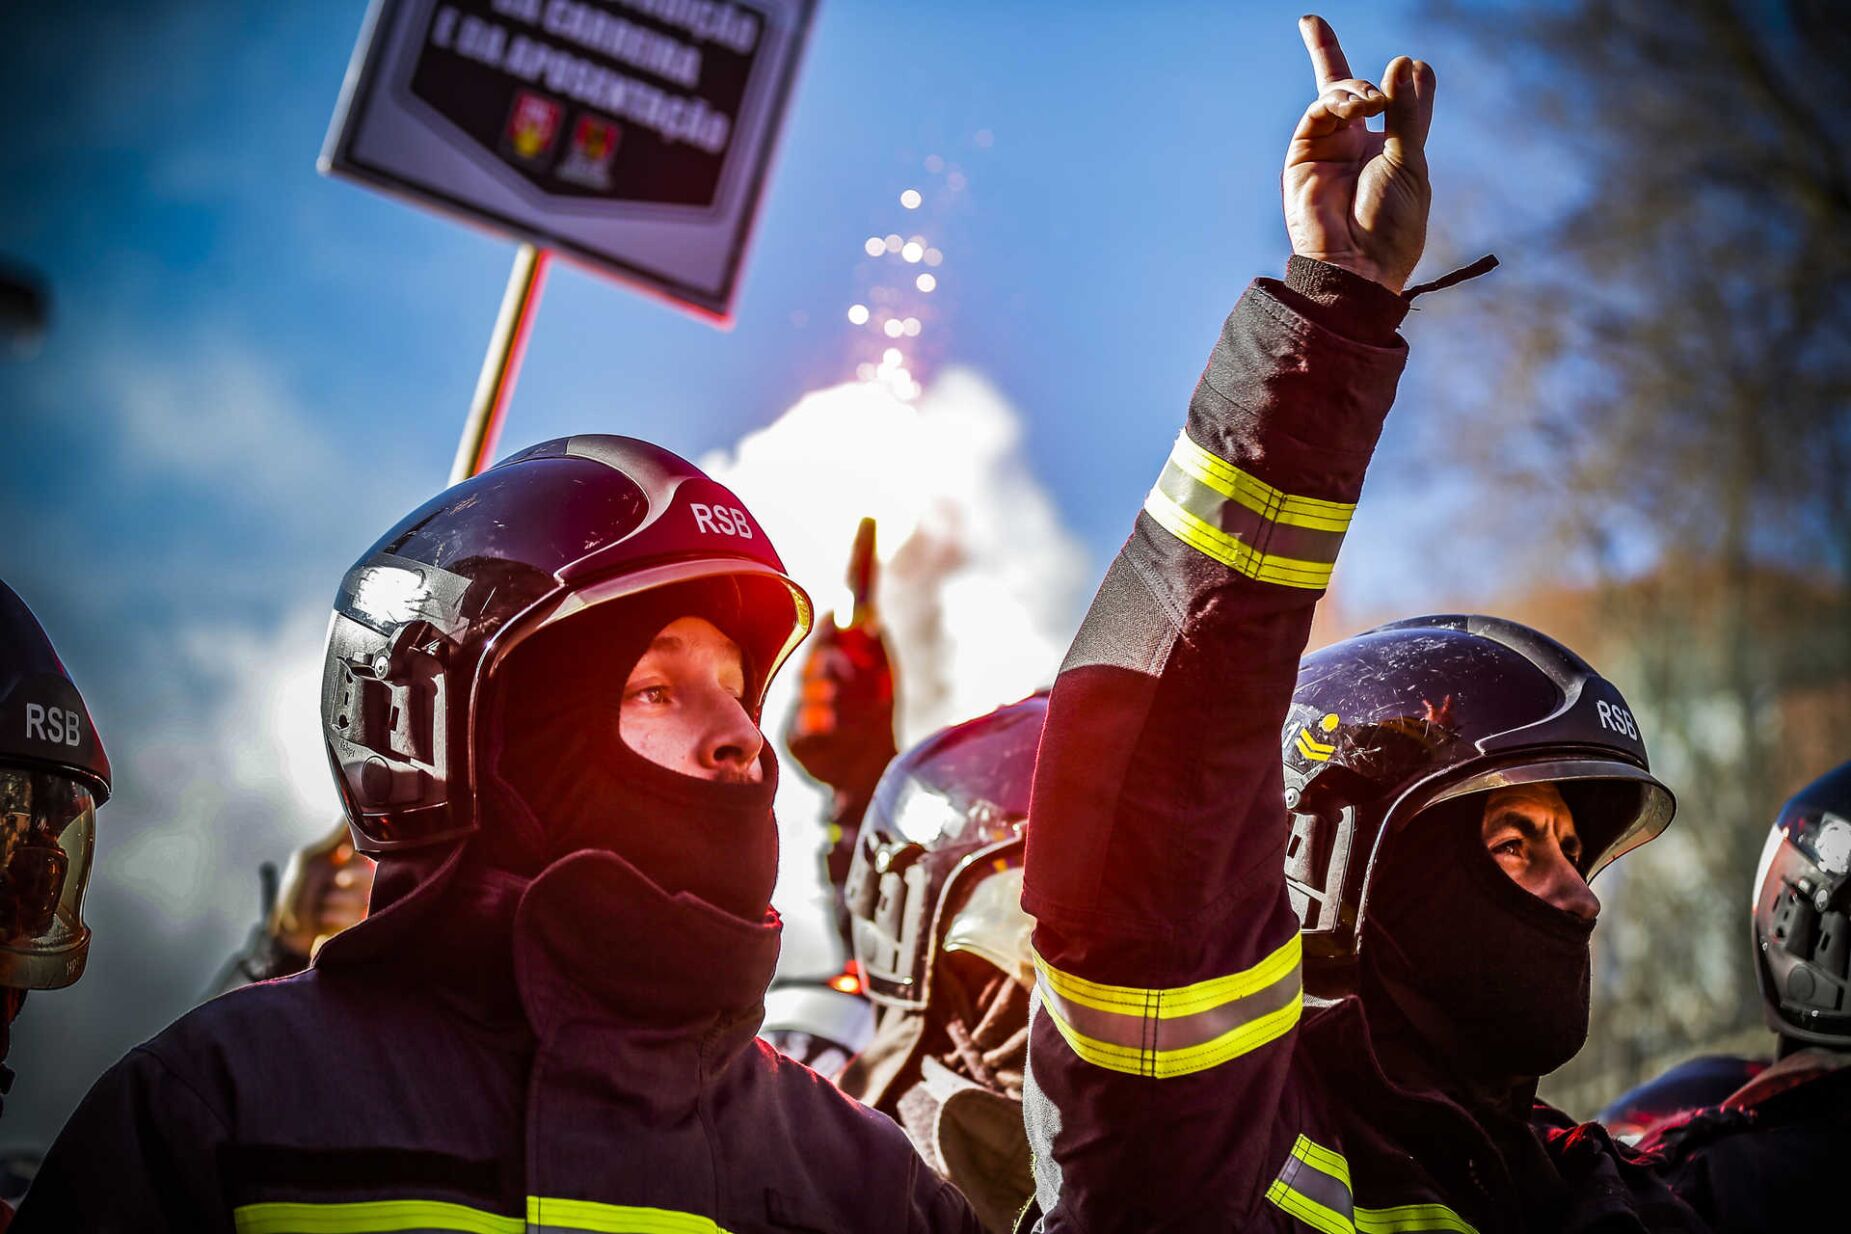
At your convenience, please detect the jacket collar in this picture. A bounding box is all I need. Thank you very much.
[512,847,781,1044]
[317,841,782,1063]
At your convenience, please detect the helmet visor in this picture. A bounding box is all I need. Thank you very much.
[941,863,1035,989]
[526,559,813,717]
[1400,758,1676,881]
[0,767,95,989]
[1772,797,1851,881]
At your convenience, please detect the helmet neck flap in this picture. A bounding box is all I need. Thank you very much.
[483,580,781,922]
[1361,795,1596,1093]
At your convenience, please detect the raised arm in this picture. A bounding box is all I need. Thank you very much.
[1020,18,1435,1230]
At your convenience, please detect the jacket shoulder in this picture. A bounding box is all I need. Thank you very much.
[751,1038,921,1151]
[732,1041,978,1227]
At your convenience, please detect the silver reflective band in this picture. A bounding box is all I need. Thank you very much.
[1265,1134,1480,1234]
[1142,432,1356,590]
[1032,934,1302,1078]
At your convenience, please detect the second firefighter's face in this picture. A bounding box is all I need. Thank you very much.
[1480,782,1600,921]
[619,617,764,783]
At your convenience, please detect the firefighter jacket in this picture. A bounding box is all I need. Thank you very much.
[17,843,982,1234]
[1639,1047,1851,1232]
[1017,261,1709,1234]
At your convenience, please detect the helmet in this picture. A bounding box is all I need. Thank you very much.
[1281,614,1675,992]
[321,436,812,852]
[0,579,110,989]
[847,692,1044,1011]
[1751,760,1851,1049]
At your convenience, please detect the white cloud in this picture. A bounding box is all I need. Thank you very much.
[701,367,1089,972]
[94,338,339,512]
[104,603,337,932]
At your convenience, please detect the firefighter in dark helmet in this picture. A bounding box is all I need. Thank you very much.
[1017,16,1707,1232]
[842,693,1047,1233]
[1618,760,1851,1232]
[0,579,110,1118]
[18,437,980,1232]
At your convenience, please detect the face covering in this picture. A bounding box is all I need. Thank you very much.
[482,581,781,923]
[1361,795,1596,1088]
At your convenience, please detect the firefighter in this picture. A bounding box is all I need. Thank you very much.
[17,437,980,1232]
[785,517,897,962]
[0,580,111,1226]
[206,818,375,996]
[1017,16,1707,1231]
[1626,760,1851,1230]
[842,692,1047,1233]
[0,579,109,1108]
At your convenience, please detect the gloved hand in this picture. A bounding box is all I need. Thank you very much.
[784,619,898,799]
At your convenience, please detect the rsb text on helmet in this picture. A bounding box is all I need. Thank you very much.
[24,702,83,747]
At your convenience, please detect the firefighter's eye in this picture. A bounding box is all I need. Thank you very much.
[1492,837,1525,859]
[627,684,671,706]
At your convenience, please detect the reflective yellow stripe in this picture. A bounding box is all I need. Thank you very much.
[1144,432,1352,589]
[527,1197,733,1233]
[233,1201,523,1234]
[1355,1204,1481,1234]
[233,1199,737,1234]
[1292,1134,1353,1191]
[1033,935,1302,1078]
[1168,432,1357,532]
[1036,933,1301,1018]
[1264,1134,1481,1234]
[1266,1179,1353,1234]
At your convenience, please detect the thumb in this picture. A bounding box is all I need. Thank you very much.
[1382,56,1435,167]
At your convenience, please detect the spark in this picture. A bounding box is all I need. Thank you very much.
[900,188,922,209]
[883,318,904,338]
[847,304,870,325]
[903,317,922,337]
[916,273,937,293]
[863,237,884,257]
[884,234,904,253]
[901,241,924,264]
[924,248,943,267]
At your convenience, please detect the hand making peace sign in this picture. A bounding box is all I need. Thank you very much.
[1282,16,1436,295]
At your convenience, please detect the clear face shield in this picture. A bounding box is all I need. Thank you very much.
[1395,758,1677,881]
[0,767,95,990]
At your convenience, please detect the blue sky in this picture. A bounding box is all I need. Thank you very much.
[0,0,1559,1143]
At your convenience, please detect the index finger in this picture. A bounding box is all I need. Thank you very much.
[1299,15,1353,89]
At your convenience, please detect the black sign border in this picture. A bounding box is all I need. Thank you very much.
[320,0,818,324]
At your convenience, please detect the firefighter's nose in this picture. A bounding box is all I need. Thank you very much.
[703,692,764,779]
[1539,850,1601,923]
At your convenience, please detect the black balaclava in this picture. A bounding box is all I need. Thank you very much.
[1360,794,1596,1094]
[482,580,781,922]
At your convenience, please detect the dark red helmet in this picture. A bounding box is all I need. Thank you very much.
[847,692,1045,1011]
[1281,614,1675,991]
[321,436,812,853]
[0,579,109,989]
[1752,760,1851,1049]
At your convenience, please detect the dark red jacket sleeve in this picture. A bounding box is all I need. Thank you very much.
[1021,268,1409,1231]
